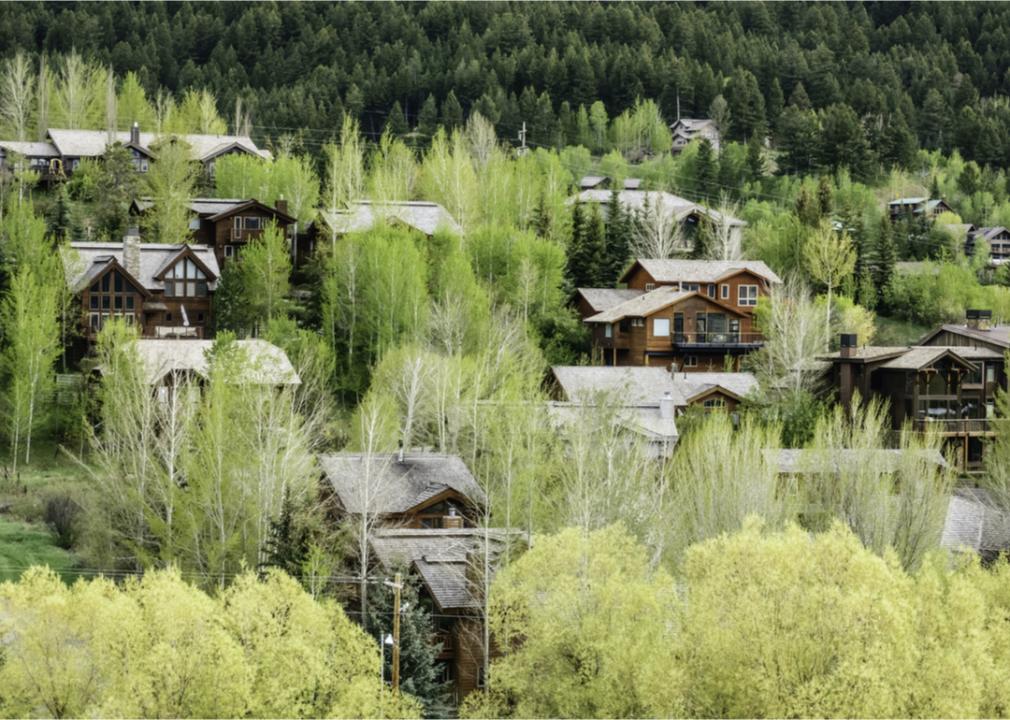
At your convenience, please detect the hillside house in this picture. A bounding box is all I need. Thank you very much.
[966,226,1010,263]
[569,188,745,252]
[669,117,721,152]
[942,488,1010,562]
[0,124,270,178]
[318,200,462,239]
[320,453,486,529]
[0,140,61,181]
[819,320,1008,471]
[578,259,779,370]
[130,197,295,267]
[63,234,219,348]
[887,197,953,220]
[369,528,518,702]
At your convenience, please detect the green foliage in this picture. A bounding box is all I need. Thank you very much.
[227,222,292,334]
[142,138,197,243]
[0,566,421,718]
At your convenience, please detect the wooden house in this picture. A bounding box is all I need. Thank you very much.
[887,197,954,220]
[369,528,518,702]
[966,226,1010,263]
[669,118,721,152]
[130,338,299,388]
[130,197,295,267]
[63,235,219,347]
[319,453,486,529]
[819,322,1007,471]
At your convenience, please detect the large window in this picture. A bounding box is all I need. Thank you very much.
[233,215,263,231]
[163,258,208,298]
[88,269,139,331]
[738,285,758,306]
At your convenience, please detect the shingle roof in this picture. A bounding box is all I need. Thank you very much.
[46,128,268,161]
[370,528,515,610]
[551,366,689,406]
[320,453,486,516]
[942,487,1010,556]
[544,402,679,455]
[767,448,948,475]
[0,140,59,157]
[132,339,300,385]
[579,175,608,189]
[575,288,644,313]
[670,118,716,132]
[889,197,928,206]
[923,324,1010,349]
[320,200,462,237]
[625,258,781,284]
[670,371,758,402]
[63,242,220,293]
[585,286,695,323]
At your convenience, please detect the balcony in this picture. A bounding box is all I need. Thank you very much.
[912,417,994,435]
[672,331,764,350]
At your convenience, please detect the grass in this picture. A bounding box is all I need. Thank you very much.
[874,314,930,346]
[0,518,80,583]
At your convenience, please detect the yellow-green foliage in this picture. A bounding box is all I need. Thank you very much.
[0,567,421,719]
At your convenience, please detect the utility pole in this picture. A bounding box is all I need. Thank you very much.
[390,573,402,692]
[517,121,528,156]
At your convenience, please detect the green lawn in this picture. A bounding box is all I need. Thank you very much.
[0,518,80,583]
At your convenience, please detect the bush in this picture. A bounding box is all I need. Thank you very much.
[42,492,81,549]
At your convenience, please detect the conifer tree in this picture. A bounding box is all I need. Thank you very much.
[875,216,897,305]
[695,139,717,202]
[567,202,604,287]
[385,100,408,137]
[417,93,439,138]
[604,190,630,283]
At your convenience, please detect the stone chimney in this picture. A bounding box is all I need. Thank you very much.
[130,121,140,146]
[839,333,858,358]
[441,505,464,529]
[275,198,289,215]
[966,309,992,331]
[123,228,141,278]
[660,390,675,420]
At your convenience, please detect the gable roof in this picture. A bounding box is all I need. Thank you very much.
[0,140,59,157]
[574,288,643,313]
[586,287,746,323]
[206,198,295,223]
[878,346,981,372]
[671,371,759,403]
[152,245,218,281]
[918,324,1010,350]
[132,197,292,222]
[620,258,781,285]
[64,242,221,294]
[132,339,300,385]
[551,365,689,407]
[579,175,608,189]
[545,401,679,455]
[46,128,268,161]
[320,453,486,516]
[370,528,516,610]
[320,200,462,237]
[670,118,717,132]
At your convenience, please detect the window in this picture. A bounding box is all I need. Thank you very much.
[738,285,758,306]
[644,282,655,292]
[631,318,645,327]
[684,355,698,367]
[224,244,235,258]
[653,318,670,337]
[163,257,208,297]
[720,284,729,300]
[703,397,726,409]
[683,282,699,292]
[235,215,263,231]
[604,323,612,338]
[165,312,173,321]
[707,283,716,298]
[86,269,140,332]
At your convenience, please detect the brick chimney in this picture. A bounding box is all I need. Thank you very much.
[130,121,140,146]
[123,228,141,278]
[966,309,992,331]
[441,505,464,529]
[839,333,858,358]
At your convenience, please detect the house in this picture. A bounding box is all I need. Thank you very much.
[619,258,780,300]
[130,197,295,267]
[966,227,1010,263]
[0,140,61,181]
[130,338,300,387]
[0,124,269,177]
[819,322,1008,471]
[319,453,486,529]
[568,188,745,252]
[669,118,721,152]
[62,233,219,346]
[579,175,610,190]
[369,528,518,702]
[318,200,462,239]
[887,197,954,220]
[550,365,757,414]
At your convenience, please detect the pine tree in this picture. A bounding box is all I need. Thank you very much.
[604,190,630,283]
[385,100,408,136]
[441,90,463,130]
[817,176,833,218]
[417,94,439,138]
[787,81,812,111]
[696,139,717,202]
[261,486,308,577]
[875,216,897,303]
[746,132,764,182]
[567,202,604,287]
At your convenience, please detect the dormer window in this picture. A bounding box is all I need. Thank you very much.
[163,257,208,298]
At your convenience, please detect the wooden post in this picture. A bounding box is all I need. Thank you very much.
[392,572,402,692]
